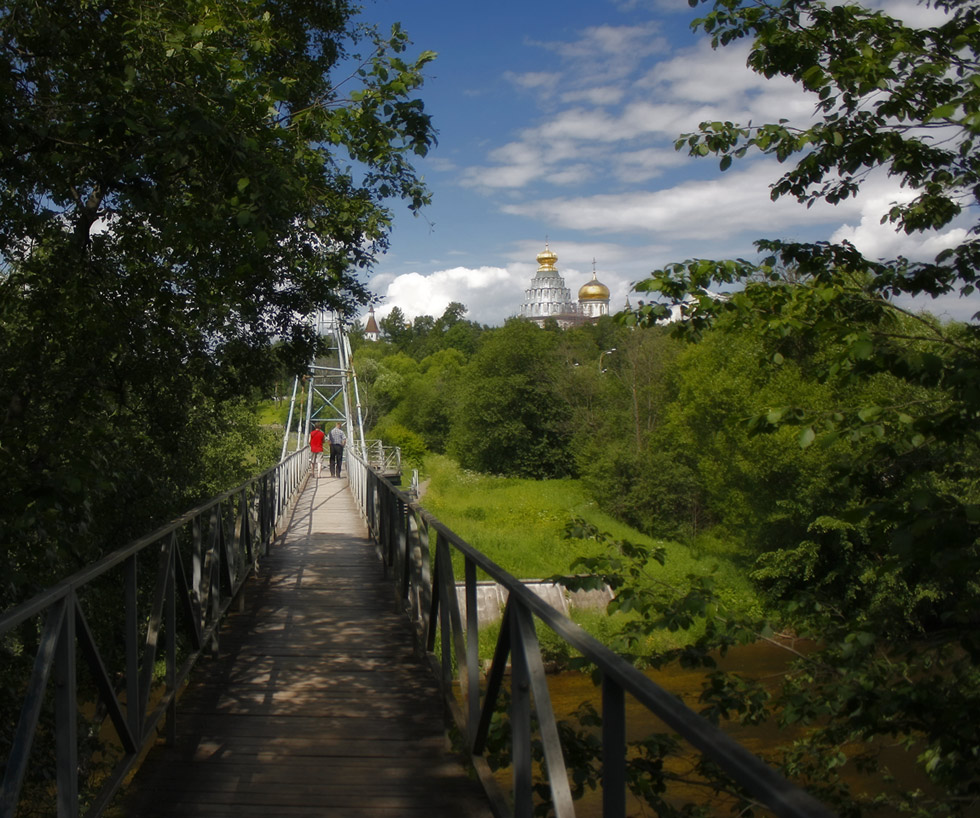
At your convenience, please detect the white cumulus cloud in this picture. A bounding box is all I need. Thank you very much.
[367,265,524,325]
[501,161,865,237]
[504,70,561,96]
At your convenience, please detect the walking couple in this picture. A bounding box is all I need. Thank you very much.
[310,422,346,478]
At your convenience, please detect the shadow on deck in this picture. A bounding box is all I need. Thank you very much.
[119,476,493,818]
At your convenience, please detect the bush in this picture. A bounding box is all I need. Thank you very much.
[369,420,428,470]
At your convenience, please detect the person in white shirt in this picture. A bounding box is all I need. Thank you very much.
[327,422,347,477]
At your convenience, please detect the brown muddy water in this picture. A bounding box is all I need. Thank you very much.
[539,641,796,817]
[493,640,936,817]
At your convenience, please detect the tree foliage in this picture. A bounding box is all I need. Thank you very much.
[355,291,980,811]
[0,0,436,605]
[353,303,483,441]
[448,319,574,479]
[618,1,980,813]
[635,0,980,627]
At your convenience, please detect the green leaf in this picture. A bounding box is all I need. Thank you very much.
[850,338,874,359]
[798,426,815,448]
[766,408,785,425]
[929,102,958,120]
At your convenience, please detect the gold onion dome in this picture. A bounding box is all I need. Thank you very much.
[536,244,558,272]
[579,266,610,301]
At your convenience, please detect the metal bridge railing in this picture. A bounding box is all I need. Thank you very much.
[0,448,309,818]
[360,438,401,474]
[347,451,836,818]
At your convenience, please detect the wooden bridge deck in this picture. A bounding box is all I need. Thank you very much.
[120,476,494,817]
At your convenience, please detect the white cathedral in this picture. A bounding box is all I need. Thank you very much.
[520,244,611,328]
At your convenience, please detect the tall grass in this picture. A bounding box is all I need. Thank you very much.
[256,398,291,427]
[420,454,764,623]
[420,454,607,578]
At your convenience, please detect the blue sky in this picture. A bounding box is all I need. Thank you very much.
[354,0,978,327]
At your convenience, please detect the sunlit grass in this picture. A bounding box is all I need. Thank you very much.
[420,454,606,578]
[256,399,290,426]
[419,454,764,630]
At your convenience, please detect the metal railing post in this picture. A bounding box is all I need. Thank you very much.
[510,602,533,818]
[54,593,78,818]
[465,557,480,745]
[603,676,627,817]
[125,555,141,740]
[164,540,177,746]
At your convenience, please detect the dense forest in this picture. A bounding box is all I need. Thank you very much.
[355,294,980,815]
[356,301,980,560]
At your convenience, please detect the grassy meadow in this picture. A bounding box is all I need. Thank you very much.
[418,454,764,655]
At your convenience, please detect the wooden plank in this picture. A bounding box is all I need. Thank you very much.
[123,800,490,818]
[173,735,454,760]
[130,768,490,796]
[144,715,447,742]
[119,478,493,818]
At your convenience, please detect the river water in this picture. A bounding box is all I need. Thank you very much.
[495,640,935,817]
[539,641,798,817]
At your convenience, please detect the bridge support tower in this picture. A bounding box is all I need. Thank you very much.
[281,311,366,462]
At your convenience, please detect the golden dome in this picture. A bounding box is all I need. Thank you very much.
[536,244,558,272]
[578,267,610,301]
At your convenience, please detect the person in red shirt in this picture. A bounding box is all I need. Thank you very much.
[309,423,326,477]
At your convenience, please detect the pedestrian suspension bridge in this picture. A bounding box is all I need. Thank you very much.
[0,315,837,818]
